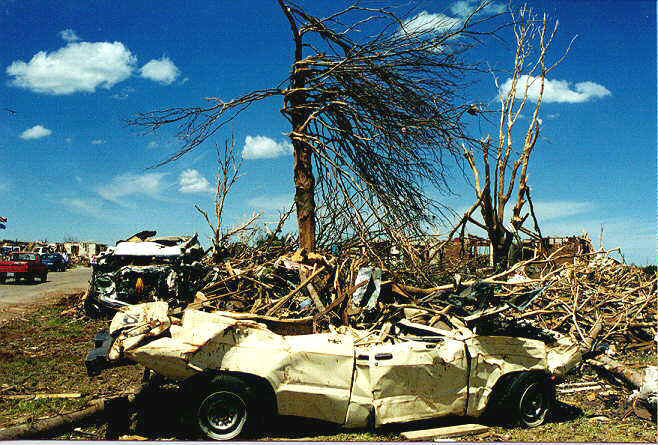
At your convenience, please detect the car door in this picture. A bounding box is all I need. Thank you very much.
[274,333,356,424]
[368,335,469,426]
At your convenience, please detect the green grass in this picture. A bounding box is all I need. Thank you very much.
[0,297,144,430]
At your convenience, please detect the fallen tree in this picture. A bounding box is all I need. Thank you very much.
[0,395,131,440]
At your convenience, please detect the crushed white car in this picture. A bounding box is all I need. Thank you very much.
[86,301,584,440]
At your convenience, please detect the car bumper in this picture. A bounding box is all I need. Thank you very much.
[85,330,131,376]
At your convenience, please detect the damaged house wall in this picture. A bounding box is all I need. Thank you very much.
[63,241,108,258]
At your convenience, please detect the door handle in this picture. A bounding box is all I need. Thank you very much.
[374,353,393,360]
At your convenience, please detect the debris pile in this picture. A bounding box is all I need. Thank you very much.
[81,228,656,354]
[500,250,656,351]
[181,242,655,353]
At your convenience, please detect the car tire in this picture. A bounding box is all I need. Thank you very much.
[41,273,47,282]
[196,375,256,441]
[507,372,553,428]
[0,273,5,284]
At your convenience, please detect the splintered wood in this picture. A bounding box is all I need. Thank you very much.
[191,241,656,349]
[401,424,489,440]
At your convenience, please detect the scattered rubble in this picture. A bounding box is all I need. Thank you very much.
[401,423,489,441]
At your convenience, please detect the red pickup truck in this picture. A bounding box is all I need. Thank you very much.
[0,252,48,284]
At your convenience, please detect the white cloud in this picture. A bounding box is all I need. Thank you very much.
[19,125,52,140]
[91,139,106,145]
[401,2,505,35]
[450,0,505,17]
[7,41,136,95]
[65,137,72,143]
[111,86,135,100]
[97,172,167,205]
[147,141,159,149]
[242,135,293,159]
[499,75,612,103]
[248,194,294,211]
[400,11,461,34]
[139,57,180,85]
[0,181,9,193]
[59,29,80,42]
[530,201,595,221]
[58,198,104,219]
[178,169,213,194]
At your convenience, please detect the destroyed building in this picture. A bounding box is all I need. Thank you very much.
[63,241,108,259]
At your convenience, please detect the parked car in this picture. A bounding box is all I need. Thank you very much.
[1,246,20,258]
[0,251,48,283]
[86,301,584,440]
[42,253,67,272]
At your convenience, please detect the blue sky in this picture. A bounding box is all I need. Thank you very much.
[0,0,655,264]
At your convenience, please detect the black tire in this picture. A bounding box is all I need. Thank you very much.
[507,372,553,428]
[0,273,5,284]
[196,375,254,440]
[41,273,47,282]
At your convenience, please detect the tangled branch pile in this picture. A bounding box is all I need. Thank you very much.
[505,250,656,350]
[189,238,656,350]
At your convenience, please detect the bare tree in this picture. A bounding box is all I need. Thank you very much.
[131,1,501,252]
[461,5,574,269]
[195,137,261,259]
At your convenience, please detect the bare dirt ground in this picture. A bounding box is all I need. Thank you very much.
[0,267,91,322]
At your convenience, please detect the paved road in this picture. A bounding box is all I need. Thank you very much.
[0,266,91,306]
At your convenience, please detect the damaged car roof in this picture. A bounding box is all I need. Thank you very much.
[113,241,184,257]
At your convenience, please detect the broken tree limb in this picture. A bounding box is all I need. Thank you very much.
[390,304,452,317]
[300,265,325,312]
[1,393,82,400]
[265,265,327,316]
[586,355,644,390]
[0,394,137,440]
[579,314,603,355]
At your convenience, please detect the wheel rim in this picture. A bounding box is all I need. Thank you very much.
[198,391,247,440]
[519,382,547,425]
